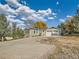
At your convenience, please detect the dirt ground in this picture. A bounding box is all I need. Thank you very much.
[0,37,55,59]
[38,36,79,59]
[0,36,79,59]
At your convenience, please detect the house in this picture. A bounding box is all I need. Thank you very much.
[46,28,60,37]
[29,28,46,37]
[29,28,60,37]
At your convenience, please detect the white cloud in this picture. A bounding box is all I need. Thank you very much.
[21,17,26,20]
[15,19,24,24]
[78,4,79,7]
[37,8,52,16]
[52,13,57,15]
[21,0,27,5]
[17,23,26,29]
[0,0,56,29]
[59,19,65,23]
[0,4,17,15]
[56,1,59,5]
[6,0,22,7]
[54,15,57,18]
[48,17,54,19]
[66,15,72,18]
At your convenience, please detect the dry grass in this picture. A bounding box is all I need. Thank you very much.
[38,36,79,59]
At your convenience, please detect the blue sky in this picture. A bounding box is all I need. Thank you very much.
[0,0,79,28]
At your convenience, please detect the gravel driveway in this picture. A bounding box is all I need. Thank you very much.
[0,37,55,59]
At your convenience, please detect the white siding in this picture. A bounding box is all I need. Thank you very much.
[46,32,52,37]
[29,28,59,37]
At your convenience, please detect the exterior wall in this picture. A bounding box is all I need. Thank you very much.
[41,30,46,36]
[29,28,60,37]
[52,29,60,35]
[29,29,34,37]
[46,32,52,37]
[34,29,40,36]
[46,28,59,37]
[29,29,40,37]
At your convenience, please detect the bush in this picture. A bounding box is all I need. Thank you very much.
[12,28,25,39]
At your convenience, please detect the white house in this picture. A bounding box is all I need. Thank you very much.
[29,28,60,37]
[29,28,46,37]
[46,28,59,37]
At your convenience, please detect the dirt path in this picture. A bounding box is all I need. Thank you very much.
[0,37,55,59]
